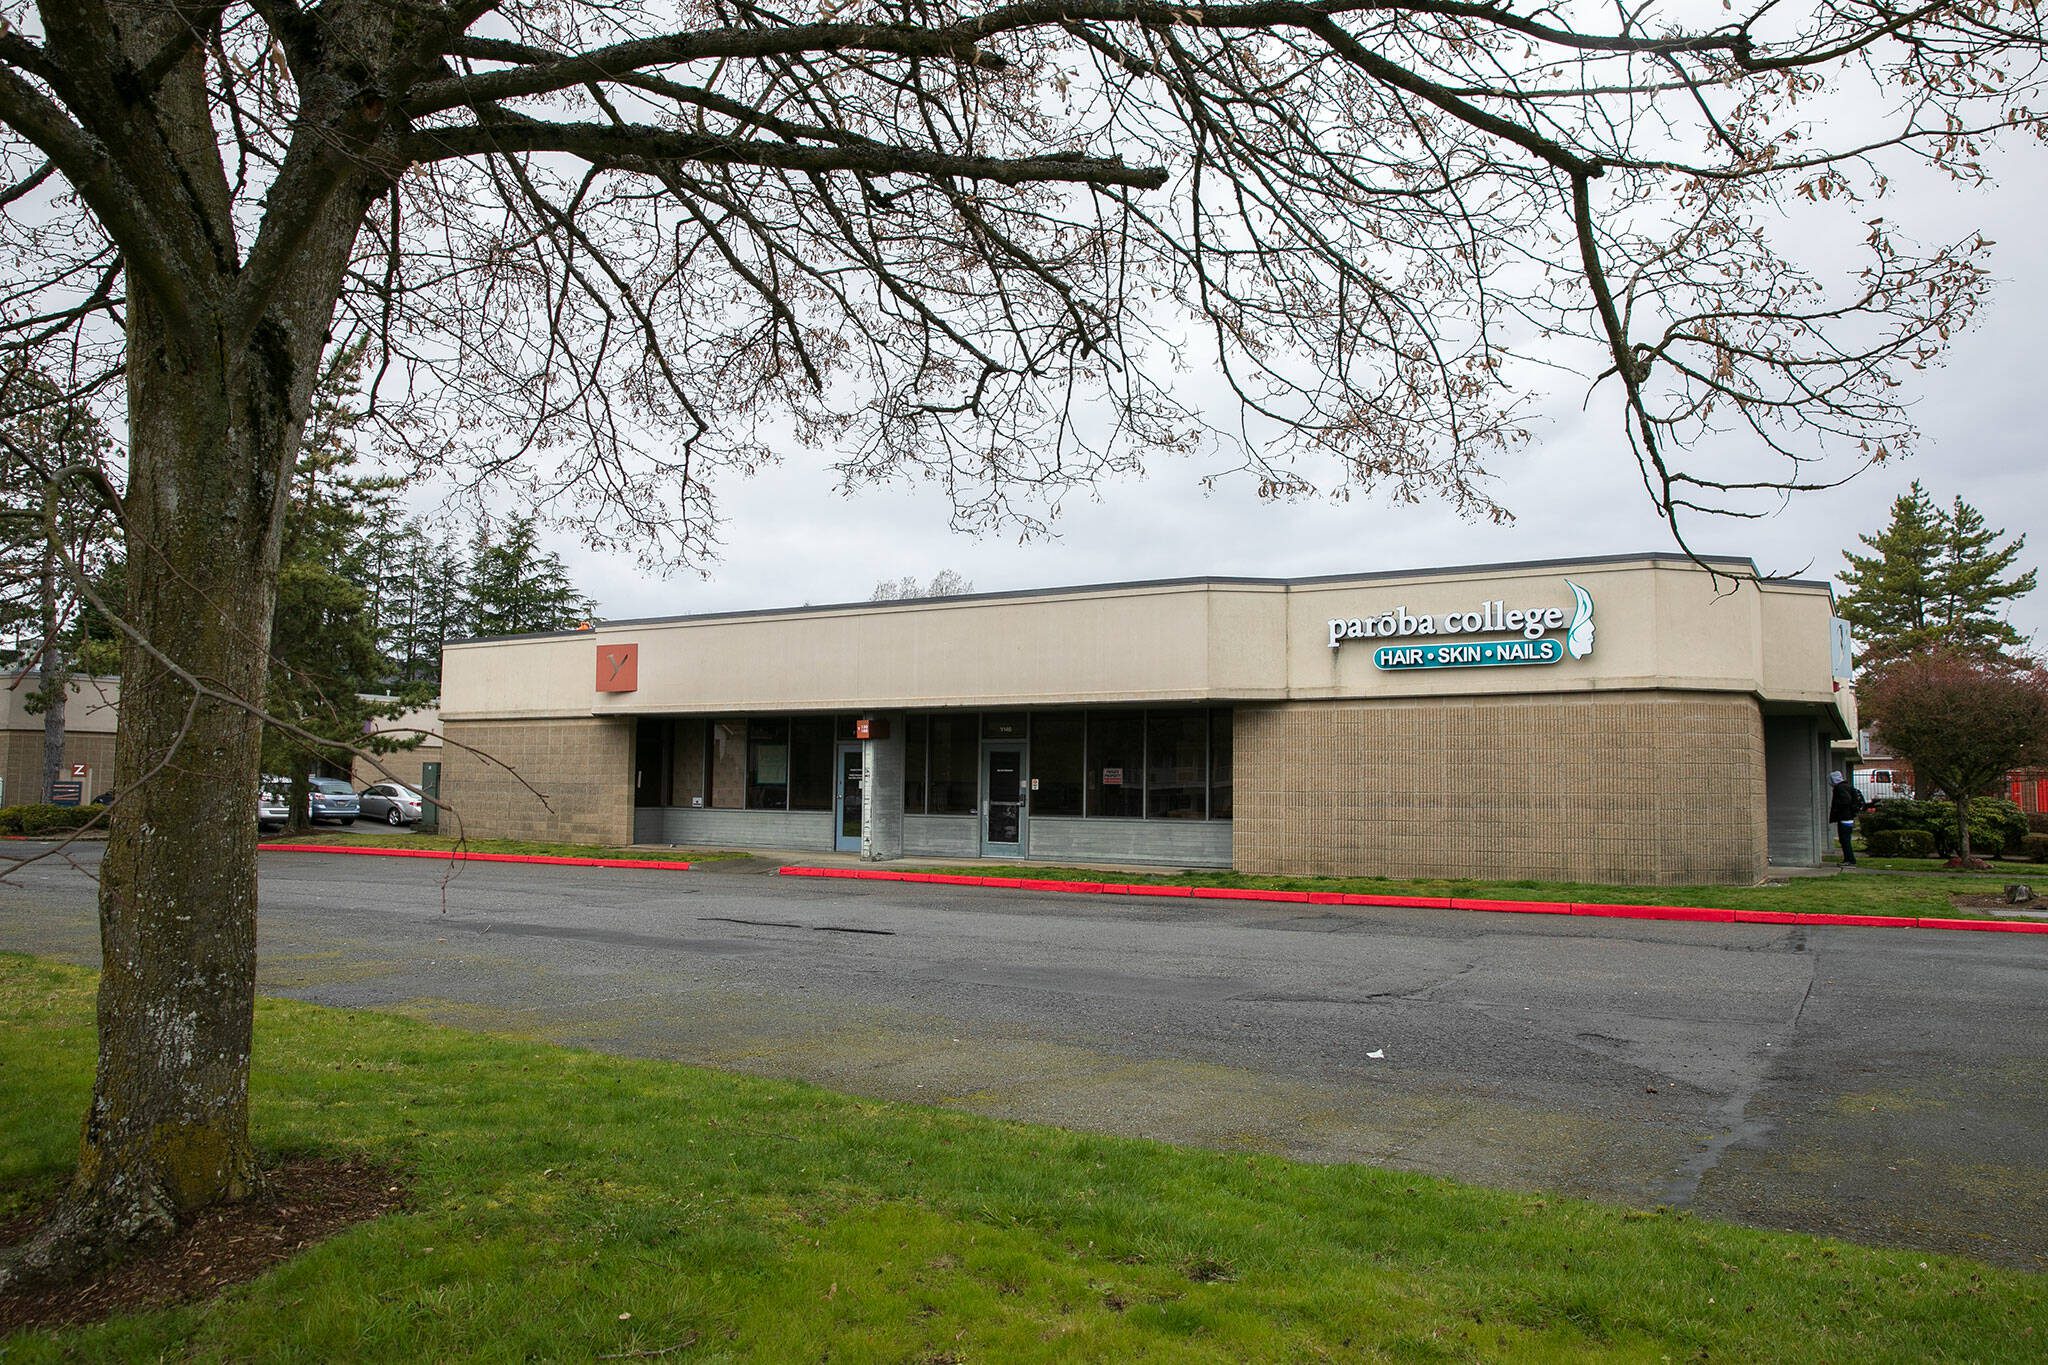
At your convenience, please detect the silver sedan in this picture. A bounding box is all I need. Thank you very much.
[357,781,424,826]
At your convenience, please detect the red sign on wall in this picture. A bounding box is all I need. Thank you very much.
[596,642,639,692]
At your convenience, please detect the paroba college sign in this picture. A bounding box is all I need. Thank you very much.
[1327,581,1596,671]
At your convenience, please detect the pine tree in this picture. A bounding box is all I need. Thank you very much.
[1838,482,1945,669]
[1935,496,2035,660]
[262,350,426,827]
[364,518,462,692]
[462,515,590,638]
[1838,482,2035,671]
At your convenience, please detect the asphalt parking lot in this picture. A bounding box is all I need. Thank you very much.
[3,845,2045,1268]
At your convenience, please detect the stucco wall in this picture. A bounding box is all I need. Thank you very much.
[441,556,1849,731]
[439,717,633,846]
[1233,692,1768,886]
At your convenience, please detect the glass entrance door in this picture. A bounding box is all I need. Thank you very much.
[835,744,864,853]
[981,744,1026,856]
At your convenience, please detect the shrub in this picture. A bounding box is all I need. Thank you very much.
[0,803,102,836]
[1867,828,1937,859]
[1861,796,2029,857]
[2022,833,2048,864]
[2028,811,2048,836]
[1975,798,2032,855]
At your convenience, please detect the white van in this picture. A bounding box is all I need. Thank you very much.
[1856,768,1914,802]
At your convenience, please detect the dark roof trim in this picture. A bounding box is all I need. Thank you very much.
[449,551,1829,646]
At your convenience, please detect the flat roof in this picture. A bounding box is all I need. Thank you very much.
[450,551,1831,647]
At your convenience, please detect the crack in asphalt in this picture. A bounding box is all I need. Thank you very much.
[698,916,896,936]
[1656,935,1815,1207]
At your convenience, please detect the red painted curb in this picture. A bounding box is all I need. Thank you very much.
[772,865,2048,935]
[258,843,693,871]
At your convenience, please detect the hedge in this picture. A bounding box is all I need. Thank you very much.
[1866,827,1937,859]
[0,803,104,836]
[1861,797,2030,857]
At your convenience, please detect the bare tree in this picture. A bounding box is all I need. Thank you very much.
[1,0,2043,1281]
[872,570,974,600]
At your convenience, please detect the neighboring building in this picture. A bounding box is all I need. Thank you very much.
[0,673,119,805]
[1850,729,2048,813]
[2005,768,2048,816]
[350,702,443,792]
[438,554,1855,886]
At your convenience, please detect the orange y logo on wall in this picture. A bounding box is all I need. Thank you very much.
[596,642,639,692]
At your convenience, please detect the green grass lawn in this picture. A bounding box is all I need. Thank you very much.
[261,829,748,863]
[3,955,2041,1361]
[907,863,2030,920]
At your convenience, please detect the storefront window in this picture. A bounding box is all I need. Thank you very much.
[1145,710,1207,819]
[789,717,834,811]
[982,712,1026,739]
[928,714,979,814]
[1031,713,1084,816]
[1209,708,1233,820]
[746,718,790,809]
[1086,711,1145,818]
[903,714,928,814]
[708,720,746,808]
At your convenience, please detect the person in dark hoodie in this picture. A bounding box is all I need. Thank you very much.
[1829,772,1867,866]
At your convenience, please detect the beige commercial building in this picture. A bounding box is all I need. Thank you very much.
[438,554,1856,885]
[1,674,118,807]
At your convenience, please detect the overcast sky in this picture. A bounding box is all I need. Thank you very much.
[557,161,2046,652]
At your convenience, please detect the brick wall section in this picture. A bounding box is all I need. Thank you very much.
[2,730,117,807]
[1235,691,1767,886]
[440,718,634,846]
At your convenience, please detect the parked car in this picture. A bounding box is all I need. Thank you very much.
[1856,768,1915,802]
[357,781,424,826]
[258,783,290,833]
[306,776,359,825]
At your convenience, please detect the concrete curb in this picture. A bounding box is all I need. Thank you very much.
[258,843,693,871]
[775,865,2048,934]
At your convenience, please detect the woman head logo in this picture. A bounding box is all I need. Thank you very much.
[1564,580,1595,659]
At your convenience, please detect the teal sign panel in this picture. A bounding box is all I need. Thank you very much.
[1374,639,1564,671]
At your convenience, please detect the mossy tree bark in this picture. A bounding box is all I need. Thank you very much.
[0,216,370,1293]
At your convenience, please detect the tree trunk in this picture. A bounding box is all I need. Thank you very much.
[1955,794,1973,864]
[1,282,342,1288]
[286,762,313,837]
[38,540,66,801]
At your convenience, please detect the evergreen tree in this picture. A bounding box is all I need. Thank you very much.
[362,517,463,692]
[462,515,590,638]
[1838,482,2035,671]
[262,351,426,827]
[1935,496,2035,660]
[1837,482,1945,669]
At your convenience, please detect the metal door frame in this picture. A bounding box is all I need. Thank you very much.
[979,740,1028,857]
[834,742,865,853]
